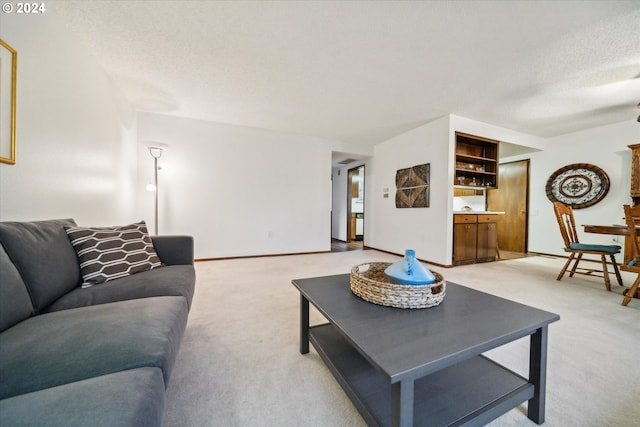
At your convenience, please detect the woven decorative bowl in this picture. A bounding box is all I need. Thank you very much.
[350,262,446,309]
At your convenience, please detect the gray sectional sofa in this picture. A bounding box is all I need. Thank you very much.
[0,219,196,426]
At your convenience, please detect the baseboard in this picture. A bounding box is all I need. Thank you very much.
[196,250,331,262]
[364,246,453,269]
[528,251,621,266]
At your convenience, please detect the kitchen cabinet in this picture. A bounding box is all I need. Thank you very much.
[477,215,498,261]
[453,214,477,263]
[453,214,498,265]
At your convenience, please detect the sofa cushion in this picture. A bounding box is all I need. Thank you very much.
[0,219,80,313]
[0,244,34,332]
[0,367,165,427]
[151,235,195,266]
[65,221,163,288]
[44,264,196,313]
[0,296,187,399]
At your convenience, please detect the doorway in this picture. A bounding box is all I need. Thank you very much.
[487,160,529,254]
[346,165,365,243]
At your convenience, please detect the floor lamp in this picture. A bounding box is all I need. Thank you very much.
[147,144,166,235]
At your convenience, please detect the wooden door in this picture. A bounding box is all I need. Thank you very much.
[346,166,364,242]
[487,160,529,253]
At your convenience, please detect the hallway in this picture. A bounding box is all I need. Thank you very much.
[330,239,364,252]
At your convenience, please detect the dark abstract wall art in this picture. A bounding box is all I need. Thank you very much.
[395,163,430,208]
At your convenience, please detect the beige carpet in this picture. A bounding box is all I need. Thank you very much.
[163,251,640,426]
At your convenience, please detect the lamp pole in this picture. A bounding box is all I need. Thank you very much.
[148,146,164,235]
[153,153,159,235]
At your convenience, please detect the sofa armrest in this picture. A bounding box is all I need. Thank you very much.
[151,235,194,266]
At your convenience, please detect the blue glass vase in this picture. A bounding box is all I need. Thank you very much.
[384,249,436,285]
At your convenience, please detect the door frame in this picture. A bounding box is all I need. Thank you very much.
[346,165,365,242]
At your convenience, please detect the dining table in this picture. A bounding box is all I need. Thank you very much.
[582,224,630,236]
[582,224,636,269]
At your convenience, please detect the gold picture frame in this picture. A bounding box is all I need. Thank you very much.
[0,39,17,165]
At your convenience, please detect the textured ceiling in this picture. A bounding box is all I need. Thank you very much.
[48,0,640,147]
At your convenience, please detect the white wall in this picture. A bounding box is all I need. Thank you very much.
[0,16,137,224]
[367,114,563,266]
[523,120,640,259]
[137,113,337,259]
[453,194,485,212]
[449,115,548,152]
[367,116,451,265]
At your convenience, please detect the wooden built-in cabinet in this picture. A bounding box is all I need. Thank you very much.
[623,144,640,265]
[453,214,477,263]
[454,132,499,189]
[477,215,498,260]
[629,143,640,206]
[453,214,498,265]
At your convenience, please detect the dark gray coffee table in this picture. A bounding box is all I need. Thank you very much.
[292,274,559,427]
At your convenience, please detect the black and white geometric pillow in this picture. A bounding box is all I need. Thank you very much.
[65,221,163,288]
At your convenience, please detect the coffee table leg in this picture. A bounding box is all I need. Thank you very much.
[528,326,548,424]
[391,379,414,427]
[300,294,309,354]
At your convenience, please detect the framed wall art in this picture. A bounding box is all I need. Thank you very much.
[0,39,17,165]
[395,163,430,208]
[545,163,610,209]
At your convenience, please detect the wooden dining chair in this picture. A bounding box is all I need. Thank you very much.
[553,201,623,291]
[622,204,640,306]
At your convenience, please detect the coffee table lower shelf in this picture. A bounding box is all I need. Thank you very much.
[310,323,535,427]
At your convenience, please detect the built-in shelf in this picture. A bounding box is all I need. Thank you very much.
[454,184,488,191]
[456,154,496,163]
[455,132,499,188]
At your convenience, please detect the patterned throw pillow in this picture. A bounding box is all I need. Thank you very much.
[65,221,163,288]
